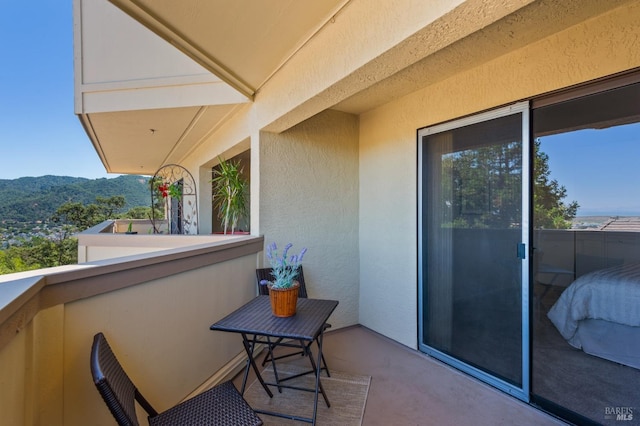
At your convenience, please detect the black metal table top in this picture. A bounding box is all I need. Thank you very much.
[210,296,338,341]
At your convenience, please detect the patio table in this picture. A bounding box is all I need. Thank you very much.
[210,295,339,425]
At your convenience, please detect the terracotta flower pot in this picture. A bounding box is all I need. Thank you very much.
[268,281,300,317]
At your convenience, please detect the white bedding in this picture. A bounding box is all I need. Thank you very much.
[547,261,640,348]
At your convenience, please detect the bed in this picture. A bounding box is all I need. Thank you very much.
[547,261,640,369]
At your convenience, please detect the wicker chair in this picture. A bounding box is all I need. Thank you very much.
[90,332,262,426]
[256,266,331,376]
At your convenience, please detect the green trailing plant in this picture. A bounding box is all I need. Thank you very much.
[211,156,249,234]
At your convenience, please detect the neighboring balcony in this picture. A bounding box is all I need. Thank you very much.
[0,234,562,425]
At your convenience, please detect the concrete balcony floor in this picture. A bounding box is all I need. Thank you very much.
[234,325,567,426]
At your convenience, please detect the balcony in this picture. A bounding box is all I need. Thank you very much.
[0,235,565,425]
[237,326,564,425]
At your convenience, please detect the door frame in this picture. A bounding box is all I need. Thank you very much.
[417,101,531,401]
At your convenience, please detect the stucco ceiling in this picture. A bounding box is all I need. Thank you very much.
[85,105,241,175]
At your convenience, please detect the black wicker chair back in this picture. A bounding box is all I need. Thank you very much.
[90,332,262,426]
[255,266,330,376]
[91,332,155,425]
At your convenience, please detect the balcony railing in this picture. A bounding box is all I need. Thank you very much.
[77,220,246,262]
[0,235,263,425]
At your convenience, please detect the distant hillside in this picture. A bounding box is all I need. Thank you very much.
[0,175,152,222]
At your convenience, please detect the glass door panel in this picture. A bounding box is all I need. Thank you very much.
[418,103,529,398]
[531,82,640,425]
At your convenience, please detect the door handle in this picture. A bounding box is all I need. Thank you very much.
[517,243,526,260]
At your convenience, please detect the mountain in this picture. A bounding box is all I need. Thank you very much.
[0,175,152,222]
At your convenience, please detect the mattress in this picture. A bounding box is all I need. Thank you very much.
[547,262,640,368]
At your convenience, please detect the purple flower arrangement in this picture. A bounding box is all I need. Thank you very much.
[260,242,307,289]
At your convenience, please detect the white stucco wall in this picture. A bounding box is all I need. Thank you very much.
[259,110,360,329]
[358,3,640,349]
[64,255,258,425]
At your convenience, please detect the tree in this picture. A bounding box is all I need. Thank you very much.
[443,141,523,229]
[533,139,579,229]
[0,247,33,274]
[1,194,148,274]
[51,195,126,230]
[0,235,78,272]
[18,236,78,268]
[442,139,577,229]
[95,195,126,220]
[5,195,129,272]
[122,206,155,219]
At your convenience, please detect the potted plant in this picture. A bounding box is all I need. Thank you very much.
[125,222,137,234]
[259,242,307,317]
[211,156,249,234]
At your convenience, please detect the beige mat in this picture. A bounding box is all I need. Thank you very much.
[243,364,371,425]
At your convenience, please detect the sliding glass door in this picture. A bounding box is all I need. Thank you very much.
[418,76,640,423]
[531,81,640,425]
[418,102,530,399]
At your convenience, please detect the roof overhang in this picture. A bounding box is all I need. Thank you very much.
[74,0,634,175]
[75,0,347,174]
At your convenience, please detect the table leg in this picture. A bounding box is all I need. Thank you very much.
[309,330,330,425]
[265,336,284,393]
[241,356,250,394]
[241,333,273,398]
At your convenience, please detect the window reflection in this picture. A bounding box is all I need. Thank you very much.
[532,84,640,425]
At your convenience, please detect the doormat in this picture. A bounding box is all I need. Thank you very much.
[243,364,371,425]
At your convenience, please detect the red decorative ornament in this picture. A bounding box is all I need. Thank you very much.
[158,184,169,198]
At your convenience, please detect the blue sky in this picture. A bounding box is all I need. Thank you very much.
[0,1,113,180]
[539,123,640,217]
